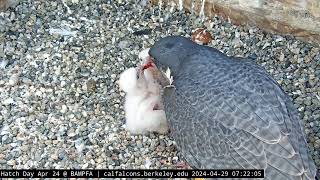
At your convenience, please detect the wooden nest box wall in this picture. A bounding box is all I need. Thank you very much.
[151,0,320,46]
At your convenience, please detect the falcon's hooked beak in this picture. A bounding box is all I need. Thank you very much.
[138,48,173,86]
[142,57,156,71]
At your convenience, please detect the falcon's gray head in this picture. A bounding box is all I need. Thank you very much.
[149,36,199,73]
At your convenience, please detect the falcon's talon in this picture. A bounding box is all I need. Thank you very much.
[174,161,191,169]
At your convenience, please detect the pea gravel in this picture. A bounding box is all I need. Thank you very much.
[0,0,319,170]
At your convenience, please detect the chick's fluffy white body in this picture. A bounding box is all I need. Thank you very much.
[119,67,168,134]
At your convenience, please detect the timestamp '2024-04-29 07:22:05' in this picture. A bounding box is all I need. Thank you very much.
[0,169,264,178]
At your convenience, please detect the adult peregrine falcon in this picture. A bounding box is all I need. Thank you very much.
[146,36,317,179]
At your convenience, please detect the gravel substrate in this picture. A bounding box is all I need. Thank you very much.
[0,0,319,170]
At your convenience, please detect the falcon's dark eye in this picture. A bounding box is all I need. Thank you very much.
[165,42,175,49]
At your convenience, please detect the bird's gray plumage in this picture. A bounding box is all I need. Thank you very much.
[149,36,317,179]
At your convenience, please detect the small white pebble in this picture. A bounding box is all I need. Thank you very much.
[8,74,19,86]
[0,125,10,135]
[61,105,68,113]
[68,114,75,119]
[82,111,88,117]
[35,90,42,97]
[75,139,85,153]
[173,156,179,161]
[82,163,89,169]
[7,160,16,166]
[0,59,8,69]
[51,154,58,160]
[96,158,103,164]
[10,142,18,147]
[3,98,14,105]
[25,54,32,59]
[235,31,240,38]
[60,81,66,87]
[110,74,117,79]
[144,158,152,169]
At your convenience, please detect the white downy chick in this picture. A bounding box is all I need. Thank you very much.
[118,50,169,134]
